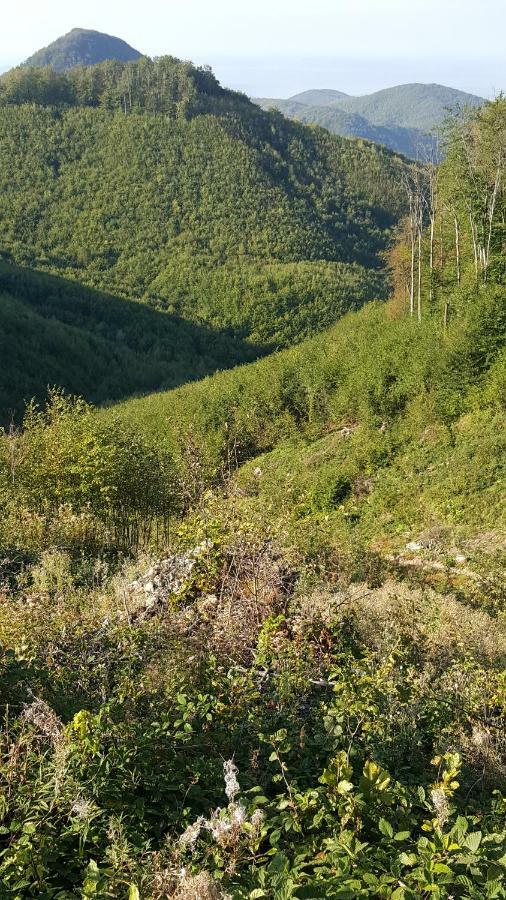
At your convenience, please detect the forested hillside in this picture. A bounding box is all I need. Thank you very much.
[256,96,433,159]
[0,261,261,422]
[336,83,483,130]
[0,58,408,358]
[0,97,504,898]
[256,83,485,159]
[22,28,142,71]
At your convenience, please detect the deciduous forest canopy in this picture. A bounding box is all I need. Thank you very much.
[0,54,410,420]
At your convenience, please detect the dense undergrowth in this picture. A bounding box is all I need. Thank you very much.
[110,285,505,547]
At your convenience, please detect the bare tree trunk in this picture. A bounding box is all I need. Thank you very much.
[410,234,415,317]
[484,162,502,281]
[469,210,479,285]
[427,160,438,306]
[417,228,422,323]
[454,215,461,285]
[429,216,435,304]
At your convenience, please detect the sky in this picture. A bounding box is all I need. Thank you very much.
[2,0,505,98]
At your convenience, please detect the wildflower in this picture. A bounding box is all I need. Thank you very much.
[70,798,94,820]
[207,810,233,846]
[430,787,449,828]
[22,698,62,742]
[179,816,205,850]
[223,759,240,802]
[230,802,246,826]
[250,808,265,834]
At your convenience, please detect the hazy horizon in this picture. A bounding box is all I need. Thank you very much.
[0,52,502,101]
[2,0,505,99]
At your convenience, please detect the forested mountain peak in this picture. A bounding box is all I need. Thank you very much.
[1,52,245,116]
[22,27,143,71]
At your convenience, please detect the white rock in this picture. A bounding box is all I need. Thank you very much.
[406,541,422,552]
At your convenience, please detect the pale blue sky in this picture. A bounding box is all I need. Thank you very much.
[2,0,505,97]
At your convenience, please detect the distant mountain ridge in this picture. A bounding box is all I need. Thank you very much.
[290,89,349,106]
[23,28,142,71]
[334,83,484,131]
[255,83,485,159]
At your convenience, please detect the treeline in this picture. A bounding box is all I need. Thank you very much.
[392,97,505,323]
[0,56,232,117]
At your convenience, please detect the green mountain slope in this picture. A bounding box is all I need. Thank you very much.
[111,288,505,547]
[108,98,506,553]
[255,96,433,158]
[0,56,410,366]
[255,82,485,159]
[23,28,142,71]
[335,82,484,130]
[0,98,504,900]
[0,261,262,423]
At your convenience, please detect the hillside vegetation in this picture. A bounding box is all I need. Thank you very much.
[256,83,485,159]
[0,60,408,307]
[23,28,142,71]
[335,83,484,131]
[0,98,504,898]
[0,55,410,418]
[256,97,433,160]
[290,89,349,105]
[0,261,262,423]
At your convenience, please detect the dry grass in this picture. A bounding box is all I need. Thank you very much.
[149,870,231,900]
[293,579,506,670]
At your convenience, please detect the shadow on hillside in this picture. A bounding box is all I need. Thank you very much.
[0,260,267,425]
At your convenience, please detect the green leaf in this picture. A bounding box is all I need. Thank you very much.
[379,818,394,839]
[268,851,289,874]
[128,887,140,900]
[464,831,482,853]
[398,852,418,866]
[455,815,469,835]
[433,863,452,875]
[82,860,101,896]
[337,780,354,794]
